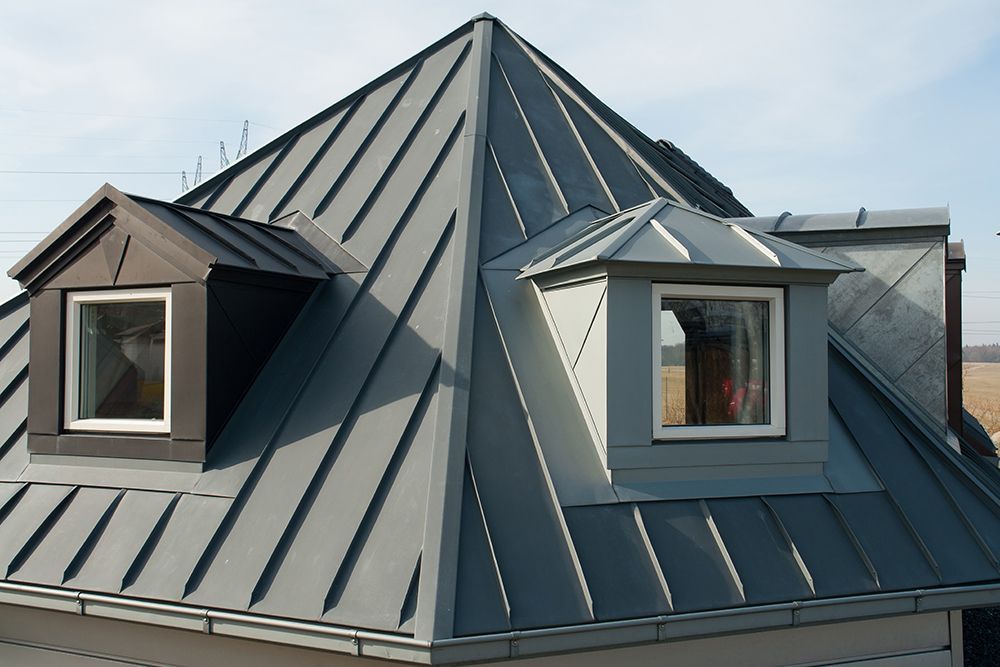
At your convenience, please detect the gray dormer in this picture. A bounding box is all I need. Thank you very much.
[519,198,860,486]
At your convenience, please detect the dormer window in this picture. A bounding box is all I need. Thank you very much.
[653,283,785,440]
[65,289,172,434]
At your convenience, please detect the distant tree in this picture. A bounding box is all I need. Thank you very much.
[964,344,1000,363]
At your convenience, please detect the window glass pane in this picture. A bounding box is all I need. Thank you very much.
[78,300,166,421]
[660,298,769,427]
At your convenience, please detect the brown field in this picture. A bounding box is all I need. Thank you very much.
[964,362,1000,438]
[661,366,685,425]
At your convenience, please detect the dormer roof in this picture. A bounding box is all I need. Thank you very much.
[519,198,860,281]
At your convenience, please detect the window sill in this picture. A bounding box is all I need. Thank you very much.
[28,432,205,463]
[653,424,786,440]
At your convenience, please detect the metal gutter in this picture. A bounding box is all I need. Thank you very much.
[2,580,1000,664]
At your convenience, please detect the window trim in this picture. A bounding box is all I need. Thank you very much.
[651,283,785,440]
[64,288,172,434]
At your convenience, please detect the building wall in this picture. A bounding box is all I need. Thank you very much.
[0,603,962,667]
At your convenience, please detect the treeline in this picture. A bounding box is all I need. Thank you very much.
[965,344,1000,362]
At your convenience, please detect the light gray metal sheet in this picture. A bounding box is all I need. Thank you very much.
[765,495,878,596]
[254,238,450,622]
[10,486,120,585]
[828,492,939,590]
[0,386,28,481]
[482,205,604,270]
[479,144,528,261]
[0,482,22,510]
[707,497,813,604]
[563,504,670,620]
[185,158,459,612]
[824,404,882,493]
[322,369,438,630]
[466,290,592,629]
[491,28,611,213]
[316,35,472,243]
[0,302,28,350]
[637,501,743,612]
[64,490,175,593]
[124,493,230,601]
[481,269,616,506]
[0,484,74,576]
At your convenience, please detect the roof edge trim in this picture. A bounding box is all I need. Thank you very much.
[2,579,999,665]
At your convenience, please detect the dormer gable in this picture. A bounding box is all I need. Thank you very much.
[518,199,861,488]
[9,184,361,466]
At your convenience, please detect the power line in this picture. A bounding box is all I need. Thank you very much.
[0,170,216,175]
[0,132,220,144]
[0,107,278,130]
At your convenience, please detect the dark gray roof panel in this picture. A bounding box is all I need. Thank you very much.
[637,501,744,612]
[765,495,878,597]
[706,497,814,605]
[563,504,671,620]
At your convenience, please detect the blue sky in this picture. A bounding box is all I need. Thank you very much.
[2,0,998,342]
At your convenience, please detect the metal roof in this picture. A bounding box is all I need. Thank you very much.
[0,14,997,663]
[8,184,344,291]
[518,198,860,280]
[733,207,950,236]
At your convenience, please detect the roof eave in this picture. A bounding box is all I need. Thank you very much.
[3,579,999,665]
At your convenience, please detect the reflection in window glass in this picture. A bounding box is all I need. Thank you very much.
[660,298,769,427]
[78,301,166,421]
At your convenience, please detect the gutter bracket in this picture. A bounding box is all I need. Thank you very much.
[350,630,360,656]
[510,631,521,658]
[792,604,801,627]
[914,592,924,613]
[202,614,211,634]
[656,615,668,641]
[75,595,84,615]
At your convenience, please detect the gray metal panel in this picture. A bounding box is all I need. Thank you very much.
[824,405,883,493]
[482,205,605,270]
[466,291,592,629]
[765,495,878,596]
[490,28,612,213]
[206,150,282,216]
[0,484,74,576]
[123,493,230,601]
[563,504,670,620]
[486,57,565,235]
[637,501,743,612]
[453,462,510,637]
[480,269,615,506]
[707,497,813,604]
[64,490,175,593]
[10,487,120,585]
[829,351,997,583]
[828,492,940,591]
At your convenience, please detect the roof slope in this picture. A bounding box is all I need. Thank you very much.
[0,14,998,662]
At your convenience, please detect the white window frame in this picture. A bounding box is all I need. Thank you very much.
[64,288,172,434]
[652,283,785,440]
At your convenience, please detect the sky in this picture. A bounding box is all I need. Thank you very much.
[1,0,998,343]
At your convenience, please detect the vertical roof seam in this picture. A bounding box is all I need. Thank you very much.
[341,41,474,243]
[264,97,364,221]
[540,75,619,212]
[823,494,881,590]
[230,137,302,217]
[414,15,493,642]
[499,23,687,206]
[490,53,569,216]
[481,275,595,621]
[486,141,527,240]
[699,500,746,603]
[760,496,815,596]
[322,355,443,614]
[313,63,426,220]
[6,486,78,578]
[63,489,127,585]
[465,454,512,625]
[120,492,182,593]
[632,504,673,610]
[572,284,607,370]
[248,214,457,610]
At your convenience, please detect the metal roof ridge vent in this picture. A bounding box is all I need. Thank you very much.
[272,210,368,274]
[854,207,868,228]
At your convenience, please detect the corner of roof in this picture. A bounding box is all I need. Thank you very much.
[469,11,497,22]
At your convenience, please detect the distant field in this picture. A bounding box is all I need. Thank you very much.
[965,362,1000,437]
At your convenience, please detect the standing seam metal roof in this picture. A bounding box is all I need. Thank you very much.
[0,14,997,660]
